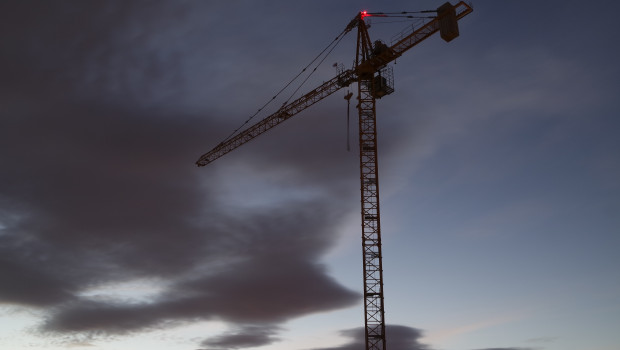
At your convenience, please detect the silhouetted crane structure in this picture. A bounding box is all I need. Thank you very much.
[196,3,473,350]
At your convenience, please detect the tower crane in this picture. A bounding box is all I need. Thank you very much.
[196,3,473,350]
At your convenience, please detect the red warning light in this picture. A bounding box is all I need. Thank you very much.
[361,10,370,19]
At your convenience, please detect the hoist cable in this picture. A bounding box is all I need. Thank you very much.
[368,10,436,15]
[219,26,352,144]
[371,15,435,19]
[346,94,351,152]
[279,30,348,108]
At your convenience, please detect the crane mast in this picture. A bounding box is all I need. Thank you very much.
[353,4,473,349]
[195,3,473,350]
[355,18,387,350]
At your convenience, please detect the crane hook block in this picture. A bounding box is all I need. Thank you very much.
[437,2,459,42]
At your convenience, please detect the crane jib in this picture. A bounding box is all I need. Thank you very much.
[196,2,472,167]
[195,69,357,166]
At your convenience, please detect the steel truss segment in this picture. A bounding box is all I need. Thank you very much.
[196,69,357,166]
[357,70,386,350]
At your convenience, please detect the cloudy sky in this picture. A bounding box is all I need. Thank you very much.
[1,1,619,350]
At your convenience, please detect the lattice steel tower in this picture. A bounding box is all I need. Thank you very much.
[196,3,473,350]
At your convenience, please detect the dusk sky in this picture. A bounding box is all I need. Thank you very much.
[1,1,619,350]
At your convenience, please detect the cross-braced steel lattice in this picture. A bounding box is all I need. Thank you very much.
[356,18,387,350]
[357,74,386,350]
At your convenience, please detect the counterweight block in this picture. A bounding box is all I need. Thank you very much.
[438,2,460,42]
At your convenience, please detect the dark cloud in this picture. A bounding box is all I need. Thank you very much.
[40,204,359,334]
[200,325,282,350]
[1,96,359,335]
[311,325,430,350]
[0,253,76,306]
[0,0,360,347]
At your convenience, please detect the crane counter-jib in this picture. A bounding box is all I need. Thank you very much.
[356,1,473,74]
